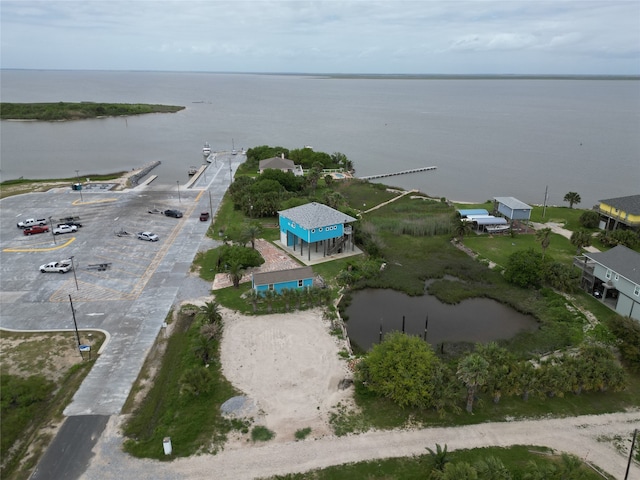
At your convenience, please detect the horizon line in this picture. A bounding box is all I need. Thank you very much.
[1,68,639,79]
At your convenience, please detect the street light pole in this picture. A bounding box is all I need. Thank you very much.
[75,170,84,202]
[70,256,79,291]
[177,181,181,203]
[68,295,83,359]
[49,216,56,245]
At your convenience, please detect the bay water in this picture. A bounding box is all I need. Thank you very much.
[1,70,638,208]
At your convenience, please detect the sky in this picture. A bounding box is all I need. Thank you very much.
[1,0,639,75]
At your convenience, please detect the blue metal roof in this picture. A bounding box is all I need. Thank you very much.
[458,209,489,217]
[472,216,508,226]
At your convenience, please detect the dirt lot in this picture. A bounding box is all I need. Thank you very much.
[218,307,355,444]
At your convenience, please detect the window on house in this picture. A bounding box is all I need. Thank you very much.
[635,285,640,297]
[606,269,612,279]
[298,280,303,287]
[269,284,274,291]
[614,273,619,281]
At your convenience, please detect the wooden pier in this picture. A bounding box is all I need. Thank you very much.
[359,166,437,180]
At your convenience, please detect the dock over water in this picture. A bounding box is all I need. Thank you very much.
[359,166,437,180]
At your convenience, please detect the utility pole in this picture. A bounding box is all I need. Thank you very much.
[75,170,83,202]
[542,185,548,219]
[49,216,56,245]
[70,256,79,290]
[625,428,638,480]
[176,181,181,203]
[68,295,82,358]
[208,190,214,224]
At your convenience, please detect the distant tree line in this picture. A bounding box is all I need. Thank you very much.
[0,102,185,121]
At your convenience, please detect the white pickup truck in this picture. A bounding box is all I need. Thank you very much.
[53,224,78,235]
[40,260,73,273]
[17,217,48,229]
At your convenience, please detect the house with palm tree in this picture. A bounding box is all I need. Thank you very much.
[278,202,358,262]
[597,194,640,231]
[575,245,640,321]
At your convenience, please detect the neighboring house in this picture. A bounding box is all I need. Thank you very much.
[493,197,533,222]
[278,202,357,261]
[259,154,304,176]
[574,245,640,321]
[252,266,314,294]
[597,194,640,231]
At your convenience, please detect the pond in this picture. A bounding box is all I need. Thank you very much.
[342,289,539,351]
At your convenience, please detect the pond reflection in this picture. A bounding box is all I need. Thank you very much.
[342,289,538,351]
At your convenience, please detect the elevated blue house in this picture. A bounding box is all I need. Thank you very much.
[252,266,314,294]
[278,202,357,261]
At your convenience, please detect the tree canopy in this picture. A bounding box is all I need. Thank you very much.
[357,332,441,409]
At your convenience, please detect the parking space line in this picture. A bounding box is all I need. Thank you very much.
[3,237,76,252]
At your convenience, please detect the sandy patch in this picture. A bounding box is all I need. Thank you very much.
[219,307,354,442]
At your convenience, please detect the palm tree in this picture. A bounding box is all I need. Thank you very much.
[475,456,512,479]
[425,443,449,472]
[457,353,489,413]
[226,261,245,288]
[262,289,277,313]
[535,227,552,260]
[563,191,581,209]
[476,342,514,404]
[196,301,222,325]
[570,229,592,254]
[506,360,538,401]
[242,222,263,249]
[280,288,295,312]
[453,219,473,242]
[245,289,260,313]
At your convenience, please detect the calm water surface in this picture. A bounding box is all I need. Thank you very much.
[343,289,539,351]
[1,70,639,207]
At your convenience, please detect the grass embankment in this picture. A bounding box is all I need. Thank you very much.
[0,102,184,121]
[263,445,610,480]
[0,173,126,199]
[0,331,104,480]
[122,308,240,459]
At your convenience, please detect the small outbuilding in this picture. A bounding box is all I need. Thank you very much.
[252,266,314,294]
[493,197,533,222]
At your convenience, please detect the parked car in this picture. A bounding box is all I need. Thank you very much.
[40,260,73,273]
[164,209,183,218]
[53,224,78,235]
[23,225,49,235]
[199,212,210,221]
[58,221,82,228]
[137,232,159,242]
[17,217,48,229]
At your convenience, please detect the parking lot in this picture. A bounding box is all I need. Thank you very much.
[0,156,239,415]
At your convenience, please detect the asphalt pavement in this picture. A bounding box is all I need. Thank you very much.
[1,153,243,479]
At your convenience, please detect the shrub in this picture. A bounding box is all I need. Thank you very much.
[579,210,600,229]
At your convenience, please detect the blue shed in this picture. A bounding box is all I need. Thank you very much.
[278,202,357,261]
[252,266,315,294]
[493,197,532,221]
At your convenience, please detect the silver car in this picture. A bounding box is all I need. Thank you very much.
[137,231,159,242]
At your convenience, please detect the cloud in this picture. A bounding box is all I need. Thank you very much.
[1,0,639,74]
